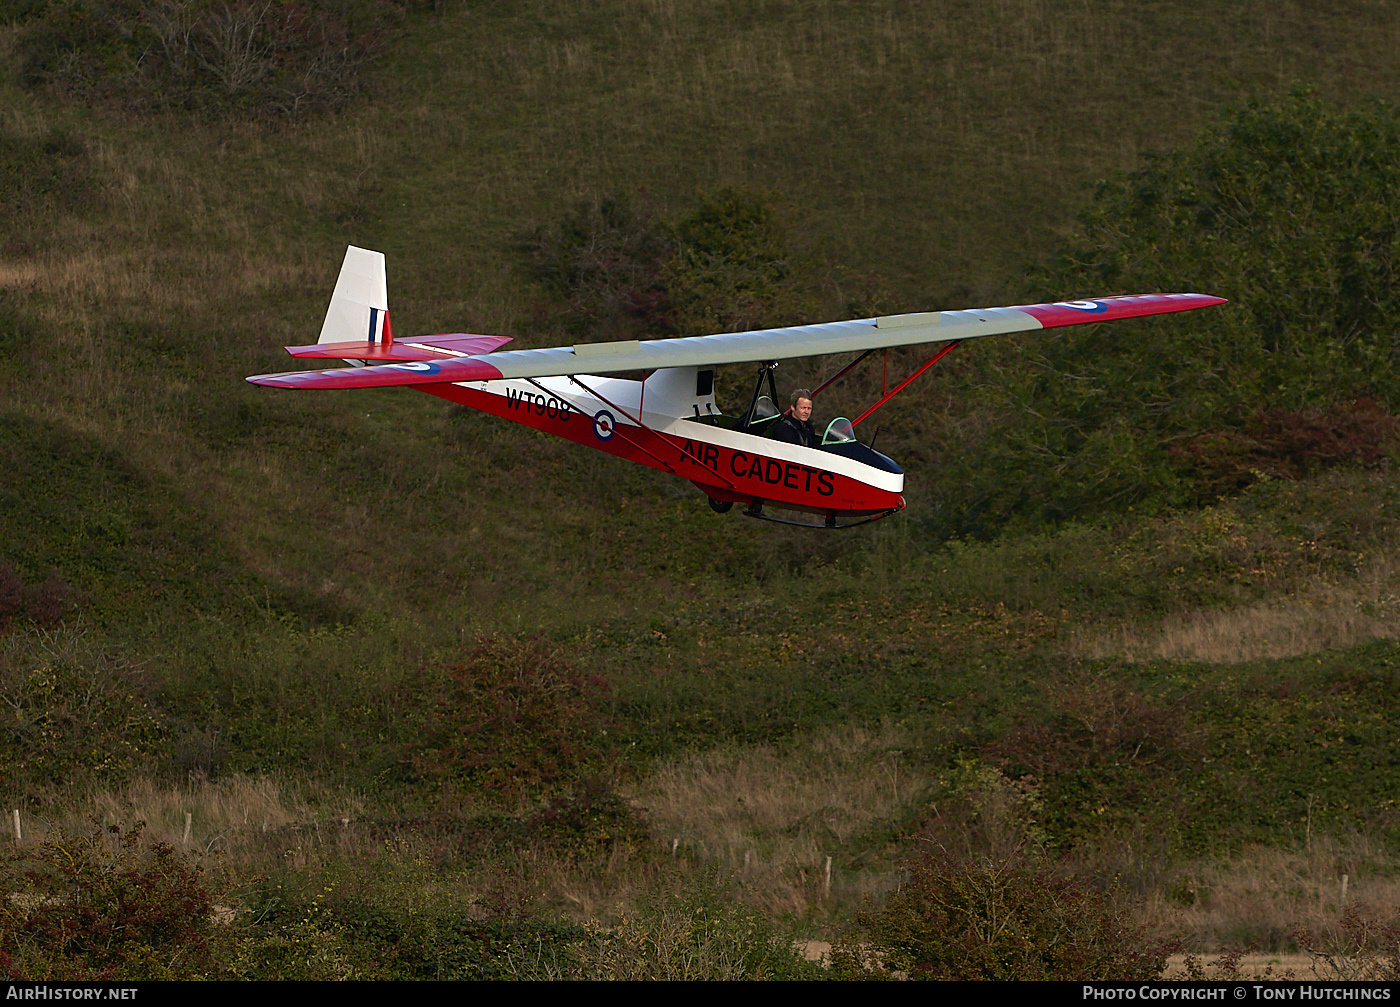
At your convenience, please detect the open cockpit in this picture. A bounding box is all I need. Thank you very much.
[680,364,903,475]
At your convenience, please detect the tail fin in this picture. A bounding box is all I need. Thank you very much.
[319,246,391,347]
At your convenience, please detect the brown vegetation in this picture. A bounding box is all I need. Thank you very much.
[1079,554,1400,664]
[638,724,923,916]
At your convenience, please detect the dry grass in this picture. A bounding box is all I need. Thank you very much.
[634,723,923,916]
[6,776,652,924]
[1141,835,1400,953]
[0,250,314,317]
[16,775,358,859]
[1079,557,1400,664]
[1161,953,1313,980]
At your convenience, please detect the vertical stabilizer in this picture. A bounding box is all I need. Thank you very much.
[318,246,391,346]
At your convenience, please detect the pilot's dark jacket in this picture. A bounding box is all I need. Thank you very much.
[773,412,819,448]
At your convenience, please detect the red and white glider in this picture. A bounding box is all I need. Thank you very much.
[248,246,1225,528]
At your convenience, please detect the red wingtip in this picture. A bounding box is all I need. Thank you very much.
[1018,292,1228,329]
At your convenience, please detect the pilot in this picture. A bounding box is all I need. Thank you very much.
[773,388,819,447]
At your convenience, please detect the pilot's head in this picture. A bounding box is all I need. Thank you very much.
[791,389,813,422]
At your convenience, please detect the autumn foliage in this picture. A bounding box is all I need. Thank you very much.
[406,637,616,802]
[835,845,1169,980]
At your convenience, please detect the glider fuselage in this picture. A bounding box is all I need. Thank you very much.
[419,369,905,520]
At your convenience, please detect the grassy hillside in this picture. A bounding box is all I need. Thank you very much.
[4,0,1400,979]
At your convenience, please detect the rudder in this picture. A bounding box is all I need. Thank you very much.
[319,246,391,346]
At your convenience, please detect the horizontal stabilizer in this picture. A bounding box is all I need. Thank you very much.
[281,333,512,364]
[284,334,513,362]
[286,341,454,361]
[407,334,514,354]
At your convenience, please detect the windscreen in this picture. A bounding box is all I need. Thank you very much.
[822,417,857,444]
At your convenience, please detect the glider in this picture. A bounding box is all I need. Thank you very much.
[248,246,1225,528]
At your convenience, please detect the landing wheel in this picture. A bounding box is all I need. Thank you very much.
[708,497,734,514]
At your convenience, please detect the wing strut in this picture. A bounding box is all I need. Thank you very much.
[810,349,877,399]
[852,341,961,427]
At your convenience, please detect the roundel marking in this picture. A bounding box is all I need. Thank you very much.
[1054,300,1108,313]
[593,409,616,441]
[388,361,442,374]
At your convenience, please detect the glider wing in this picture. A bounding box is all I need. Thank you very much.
[247,293,1225,390]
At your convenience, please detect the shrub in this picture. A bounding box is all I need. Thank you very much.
[0,128,97,215]
[328,910,584,981]
[16,0,394,118]
[0,824,225,979]
[834,845,1168,980]
[521,187,815,341]
[0,565,68,632]
[228,916,355,980]
[405,636,616,802]
[1171,399,1399,497]
[983,669,1201,847]
[1295,905,1400,981]
[665,186,806,335]
[513,777,651,859]
[0,0,49,22]
[520,193,676,340]
[239,867,585,980]
[0,628,164,793]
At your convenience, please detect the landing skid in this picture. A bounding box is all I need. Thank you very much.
[739,503,899,530]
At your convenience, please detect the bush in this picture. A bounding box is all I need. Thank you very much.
[0,564,68,631]
[665,186,807,335]
[0,824,225,979]
[521,187,815,341]
[520,193,676,340]
[0,0,49,22]
[17,0,395,118]
[0,628,164,793]
[513,777,651,859]
[0,128,97,215]
[238,866,586,980]
[405,636,616,802]
[1171,399,1399,497]
[983,669,1202,847]
[834,845,1168,980]
[1295,905,1400,981]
